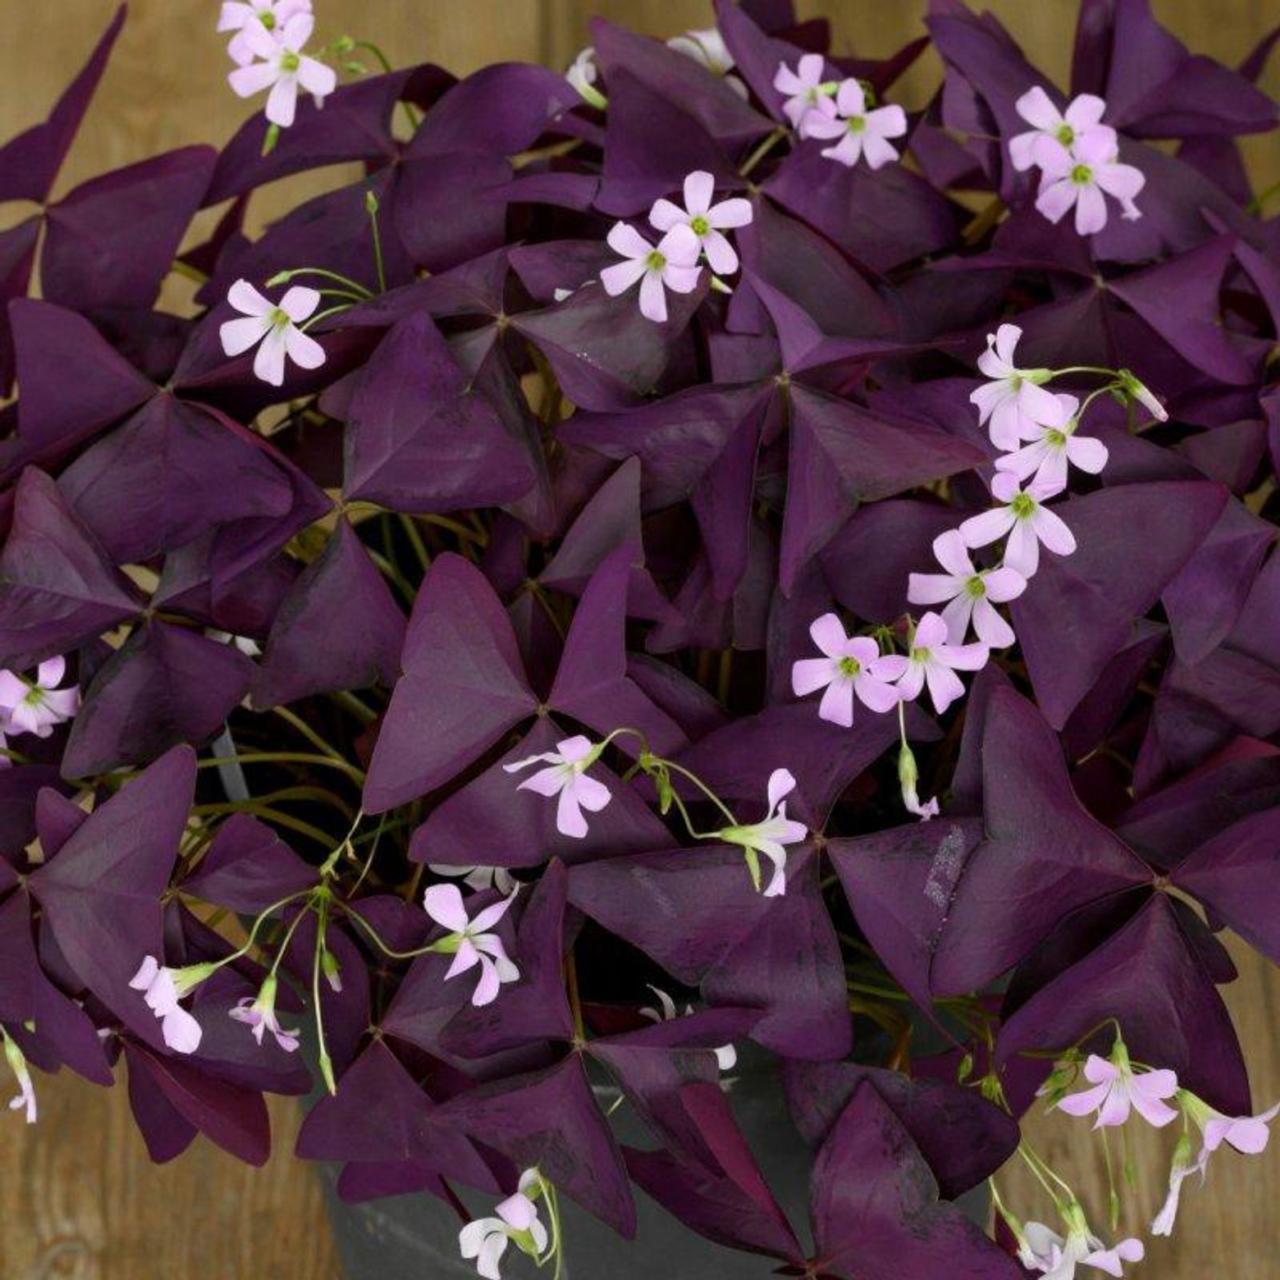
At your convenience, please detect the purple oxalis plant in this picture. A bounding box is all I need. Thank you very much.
[0,0,1277,1275]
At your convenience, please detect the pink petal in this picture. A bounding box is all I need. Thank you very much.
[1008,130,1040,172]
[701,230,739,276]
[895,662,926,704]
[1057,1080,1112,1117]
[556,734,593,763]
[35,656,66,689]
[252,325,288,386]
[279,285,320,323]
[809,612,849,658]
[913,611,948,649]
[162,1007,203,1055]
[1096,160,1146,203]
[469,893,516,934]
[940,592,976,645]
[648,198,684,233]
[297,55,336,100]
[571,773,611,814]
[1031,505,1077,557]
[972,597,1015,649]
[818,678,855,727]
[445,937,481,980]
[993,322,1023,368]
[470,954,501,1006]
[424,883,470,933]
[1031,135,1074,178]
[960,506,1016,551]
[854,673,900,714]
[1064,93,1107,129]
[662,263,702,294]
[924,661,966,715]
[515,764,568,798]
[792,656,837,698]
[601,257,649,296]
[1035,177,1078,225]
[707,197,753,230]
[1015,85,1061,131]
[279,9,314,52]
[834,78,866,116]
[982,566,1027,602]
[228,60,280,101]
[1066,435,1108,473]
[766,768,796,812]
[130,956,160,991]
[1074,182,1108,236]
[265,74,301,129]
[556,786,589,838]
[656,222,701,266]
[1003,520,1040,578]
[908,572,960,607]
[1097,1084,1132,1128]
[932,528,974,577]
[283,325,326,370]
[869,654,908,681]
[638,271,668,323]
[860,131,899,171]
[682,169,715,216]
[607,221,651,259]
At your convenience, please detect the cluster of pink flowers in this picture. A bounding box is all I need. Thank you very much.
[0,656,79,769]
[774,56,907,169]
[1009,87,1145,235]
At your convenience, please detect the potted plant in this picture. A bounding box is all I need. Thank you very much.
[1,1,1277,1276]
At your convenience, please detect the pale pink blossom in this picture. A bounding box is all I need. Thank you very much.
[639,986,736,1072]
[1020,1220,1143,1279]
[666,27,747,99]
[790,613,903,727]
[1202,1102,1280,1156]
[1119,369,1169,423]
[801,78,907,170]
[649,170,753,276]
[1056,1052,1179,1129]
[959,471,1076,579]
[459,1170,548,1280]
[1008,86,1115,173]
[3,1032,36,1125]
[773,54,836,133]
[894,611,988,715]
[600,221,702,323]
[503,734,611,839]
[217,0,312,66]
[969,323,1060,451]
[424,884,520,1007]
[908,530,1027,649]
[995,392,1109,491]
[227,11,336,128]
[219,279,326,386]
[228,974,300,1052]
[1151,1135,1206,1237]
[714,769,807,898]
[1033,130,1145,236]
[129,956,204,1055]
[428,863,518,895]
[0,657,79,739]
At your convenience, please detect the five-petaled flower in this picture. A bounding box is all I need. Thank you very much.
[424,884,520,1007]
[600,222,702,323]
[1033,130,1145,236]
[969,323,1060,451]
[801,78,907,170]
[459,1169,549,1280]
[892,611,989,715]
[1009,87,1115,174]
[666,27,747,98]
[908,529,1027,649]
[649,170,753,276]
[994,392,1109,492]
[219,279,327,387]
[1056,1049,1179,1130]
[227,10,337,128]
[960,471,1076,579]
[129,955,206,1055]
[0,656,80,739]
[790,613,903,727]
[773,54,836,133]
[713,768,807,898]
[504,734,612,839]
[640,985,737,1072]
[229,973,301,1052]
[217,0,312,66]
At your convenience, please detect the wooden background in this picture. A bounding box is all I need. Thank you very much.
[1,2,1277,1277]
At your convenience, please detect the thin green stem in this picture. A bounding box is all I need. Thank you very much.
[366,192,387,293]
[270,706,349,761]
[335,898,445,961]
[268,267,373,297]
[398,514,431,572]
[330,689,378,726]
[312,897,337,1094]
[738,125,787,179]
[197,751,365,784]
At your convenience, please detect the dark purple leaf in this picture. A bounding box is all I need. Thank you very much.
[182,814,318,915]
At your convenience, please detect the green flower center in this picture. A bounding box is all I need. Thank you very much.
[913,646,931,664]
[22,686,46,709]
[1010,493,1037,519]
[258,10,276,30]
[1055,123,1075,146]
[280,50,301,73]
[964,575,986,599]
[690,215,710,237]
[1045,427,1067,447]
[645,250,667,271]
[837,656,862,678]
[1070,163,1093,186]
[268,306,291,330]
[846,115,867,134]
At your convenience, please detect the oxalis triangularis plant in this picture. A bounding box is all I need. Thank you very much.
[0,0,1277,1276]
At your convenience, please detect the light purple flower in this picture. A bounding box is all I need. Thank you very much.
[666,27,748,99]
[1150,1134,1205,1237]
[1033,131,1145,236]
[969,323,1060,451]
[639,986,736,1073]
[0,656,80,739]
[995,392,1109,492]
[129,955,204,1055]
[459,1169,549,1280]
[219,279,326,387]
[649,170,753,276]
[227,11,336,128]
[908,529,1027,649]
[1056,1052,1179,1129]
[801,79,907,170]
[600,222,702,323]
[1008,86,1115,173]
[217,0,312,66]
[424,884,520,1007]
[503,734,612,839]
[228,974,300,1052]
[959,471,1076,579]
[714,769,807,898]
[894,612,988,715]
[773,54,836,132]
[1020,1220,1143,1279]
[791,613,904,727]
[1202,1101,1280,1156]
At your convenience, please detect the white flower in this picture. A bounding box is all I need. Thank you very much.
[639,986,736,1072]
[428,864,518,895]
[565,46,605,109]
[894,611,989,715]
[790,613,904,727]
[0,656,79,739]
[424,884,520,1007]
[217,0,312,67]
[908,530,1027,649]
[995,392,1109,492]
[1009,86,1116,173]
[774,54,836,133]
[801,78,908,170]
[713,768,807,898]
[959,471,1077,579]
[219,279,327,387]
[969,323,1060,451]
[666,27,748,98]
[459,1170,549,1280]
[129,956,205,1055]
[599,222,702,323]
[649,170,753,276]
[227,11,337,128]
[503,734,612,839]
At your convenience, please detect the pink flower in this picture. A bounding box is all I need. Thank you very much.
[790,613,904,727]
[0,656,79,738]
[1151,1135,1206,1237]
[801,79,907,169]
[424,884,520,1007]
[649,170,753,276]
[1008,86,1115,173]
[1056,1052,1179,1129]
[1033,131,1145,235]
[908,529,1027,649]
[1202,1101,1280,1156]
[129,956,204,1055]
[959,472,1076,578]
[503,734,612,839]
[714,769,807,898]
[1118,369,1169,423]
[459,1170,549,1280]
[217,0,312,67]
[894,612,988,715]
[227,11,336,128]
[994,393,1109,492]
[773,54,835,132]
[219,279,326,386]
[969,323,1060,451]
[228,974,300,1052]
[1081,1238,1145,1278]
[666,27,748,99]
[600,222,702,323]
[1020,1219,1143,1279]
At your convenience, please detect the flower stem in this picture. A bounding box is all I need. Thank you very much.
[738,125,788,179]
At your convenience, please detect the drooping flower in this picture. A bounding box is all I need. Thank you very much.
[1201,1101,1280,1156]
[227,11,336,128]
[129,956,206,1055]
[1151,1134,1205,1237]
[565,46,605,109]
[219,278,326,386]
[459,1169,549,1280]
[428,863,518,895]
[1033,130,1145,235]
[713,769,807,898]
[666,27,747,98]
[649,170,753,276]
[1118,368,1169,423]
[1056,1049,1179,1130]
[423,884,520,1007]
[503,734,612,839]
[969,323,1060,451]
[994,393,1109,492]
[893,612,989,716]
[599,222,702,323]
[897,741,940,822]
[639,985,737,1072]
[0,656,80,738]
[801,78,907,170]
[228,973,300,1052]
[907,530,1027,649]
[959,471,1076,578]
[1008,86,1115,173]
[217,0,312,66]
[3,1031,36,1125]
[1020,1214,1144,1279]
[790,613,904,727]
[773,54,837,132]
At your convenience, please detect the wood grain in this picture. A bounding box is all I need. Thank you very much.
[2,2,1278,1277]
